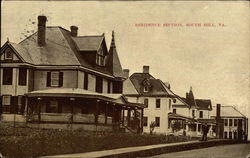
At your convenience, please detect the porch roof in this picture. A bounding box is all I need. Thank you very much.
[197,119,216,125]
[168,112,195,122]
[25,88,145,109]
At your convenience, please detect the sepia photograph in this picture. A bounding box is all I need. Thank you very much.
[0,1,249,158]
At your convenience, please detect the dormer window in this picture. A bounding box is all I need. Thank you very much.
[5,49,13,60]
[96,47,105,66]
[144,86,149,92]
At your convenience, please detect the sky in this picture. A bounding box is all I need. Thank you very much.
[1,1,249,121]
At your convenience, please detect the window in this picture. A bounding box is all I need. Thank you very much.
[234,119,237,127]
[192,110,195,117]
[2,95,11,113]
[229,132,232,139]
[46,101,58,113]
[173,98,176,103]
[47,71,63,87]
[84,72,88,90]
[169,99,172,110]
[18,68,27,86]
[198,124,201,132]
[3,68,13,85]
[229,119,232,126]
[199,111,203,118]
[224,132,228,139]
[144,86,149,92]
[96,47,105,66]
[95,76,103,93]
[224,119,228,126]
[144,98,148,108]
[143,117,148,126]
[155,117,160,127]
[173,109,176,114]
[156,99,160,108]
[4,49,13,60]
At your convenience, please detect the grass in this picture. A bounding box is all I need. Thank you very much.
[0,125,197,158]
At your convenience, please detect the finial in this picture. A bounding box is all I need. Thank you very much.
[111,30,116,48]
[190,86,192,91]
[7,37,9,42]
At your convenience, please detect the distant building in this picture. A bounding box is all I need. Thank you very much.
[0,15,144,132]
[123,66,175,134]
[210,105,248,140]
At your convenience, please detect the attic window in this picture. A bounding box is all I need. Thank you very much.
[144,86,149,92]
[96,47,105,66]
[5,49,13,60]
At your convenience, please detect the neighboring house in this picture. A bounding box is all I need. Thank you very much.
[171,87,216,137]
[123,66,175,134]
[0,15,144,132]
[210,105,248,140]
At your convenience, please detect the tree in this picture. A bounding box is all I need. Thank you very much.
[150,121,156,135]
[171,120,182,132]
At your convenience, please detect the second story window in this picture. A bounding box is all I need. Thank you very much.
[229,119,232,126]
[199,111,203,118]
[173,109,176,114]
[234,119,237,127]
[96,47,105,66]
[47,71,63,87]
[156,99,160,108]
[18,68,27,86]
[84,72,88,90]
[192,110,195,117]
[144,98,148,108]
[3,68,13,85]
[224,119,228,126]
[95,76,103,93]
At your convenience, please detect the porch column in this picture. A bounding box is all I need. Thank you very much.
[70,98,75,124]
[140,108,144,133]
[24,97,28,114]
[112,104,115,124]
[127,109,131,126]
[37,97,42,123]
[122,108,125,126]
[105,102,108,124]
[95,100,100,124]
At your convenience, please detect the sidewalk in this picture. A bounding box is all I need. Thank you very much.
[42,139,240,158]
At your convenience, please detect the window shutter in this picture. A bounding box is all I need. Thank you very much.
[47,72,51,87]
[59,72,64,87]
[0,96,2,114]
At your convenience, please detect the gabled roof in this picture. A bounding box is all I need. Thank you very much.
[19,27,81,66]
[211,106,246,118]
[195,99,212,110]
[72,36,104,51]
[2,24,125,78]
[123,78,139,95]
[129,73,174,96]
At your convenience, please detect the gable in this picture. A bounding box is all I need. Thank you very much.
[0,44,23,63]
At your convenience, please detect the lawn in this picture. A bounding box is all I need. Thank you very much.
[0,125,196,158]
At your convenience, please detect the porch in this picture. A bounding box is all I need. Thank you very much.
[25,88,145,132]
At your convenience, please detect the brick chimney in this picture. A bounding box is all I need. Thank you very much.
[143,65,149,73]
[123,69,130,79]
[70,26,78,37]
[216,104,221,118]
[37,15,47,47]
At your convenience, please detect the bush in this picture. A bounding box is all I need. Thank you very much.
[0,126,196,157]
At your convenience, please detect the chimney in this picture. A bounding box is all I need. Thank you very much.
[37,15,47,47]
[143,65,149,73]
[70,26,78,37]
[123,69,130,79]
[216,104,221,118]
